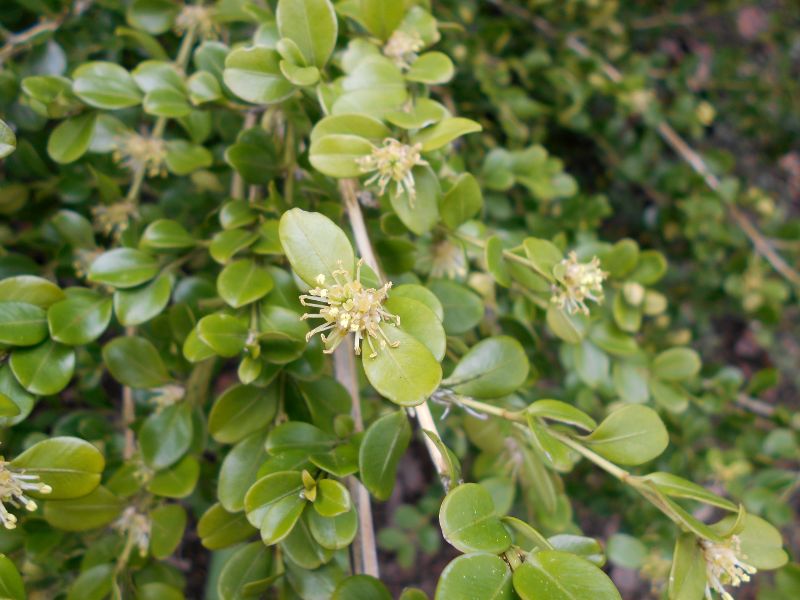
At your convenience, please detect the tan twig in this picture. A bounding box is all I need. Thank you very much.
[488,0,800,289]
[333,344,379,577]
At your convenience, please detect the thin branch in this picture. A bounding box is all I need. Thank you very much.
[333,344,380,577]
[488,0,800,289]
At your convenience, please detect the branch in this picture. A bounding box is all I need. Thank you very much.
[488,0,800,289]
[333,344,380,577]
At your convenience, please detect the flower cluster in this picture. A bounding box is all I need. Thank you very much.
[383,30,425,69]
[91,201,138,237]
[175,5,219,39]
[356,138,427,204]
[113,134,168,178]
[300,260,400,358]
[700,536,757,600]
[0,459,51,529]
[114,506,151,558]
[550,252,608,315]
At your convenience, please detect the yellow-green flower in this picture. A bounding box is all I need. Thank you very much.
[300,260,400,358]
[113,506,151,557]
[0,459,51,529]
[550,251,608,315]
[113,134,168,178]
[383,30,425,69]
[700,536,757,600]
[355,138,427,205]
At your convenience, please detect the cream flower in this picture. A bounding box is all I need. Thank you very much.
[549,251,608,315]
[700,536,757,600]
[300,259,400,358]
[383,30,425,69]
[114,506,151,557]
[0,459,52,529]
[175,5,219,39]
[113,134,168,178]
[355,138,427,205]
[92,201,138,237]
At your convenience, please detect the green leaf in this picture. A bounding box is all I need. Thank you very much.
[333,56,407,118]
[310,114,390,144]
[435,553,513,600]
[140,219,195,250]
[266,421,337,455]
[439,483,511,554]
[143,88,191,117]
[139,402,193,470]
[359,410,411,501]
[649,379,689,413]
[427,279,483,335]
[219,432,268,512]
[209,384,278,444]
[583,405,668,466]
[47,113,97,164]
[113,275,172,326]
[217,259,275,308]
[386,98,448,130]
[441,173,483,229]
[198,503,257,550]
[0,276,65,308]
[0,554,25,600]
[512,550,622,600]
[333,575,392,600]
[187,71,222,104]
[10,341,75,396]
[137,583,182,600]
[389,165,440,235]
[47,291,112,345]
[282,513,334,569]
[102,336,170,388]
[197,313,249,357]
[523,238,563,281]
[66,564,113,600]
[146,455,200,498]
[548,535,606,567]
[72,62,143,109]
[149,504,186,559]
[0,366,34,427]
[0,301,48,346]
[277,0,338,68]
[406,52,454,84]
[279,208,356,286]
[11,437,104,499]
[412,117,482,152]
[0,119,16,160]
[280,60,320,86]
[217,542,272,600]
[444,336,529,399]
[527,400,597,432]
[164,140,213,175]
[308,505,358,550]
[353,0,404,40]
[313,479,351,517]
[668,533,707,600]
[127,0,179,34]
[223,46,295,105]
[384,295,445,361]
[642,472,737,511]
[362,325,442,406]
[44,486,123,531]
[652,347,701,381]
[209,228,259,264]
[88,248,159,289]
[309,134,373,178]
[244,470,306,543]
[710,514,788,570]
[629,250,667,285]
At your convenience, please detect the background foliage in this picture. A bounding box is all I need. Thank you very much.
[0,0,798,598]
